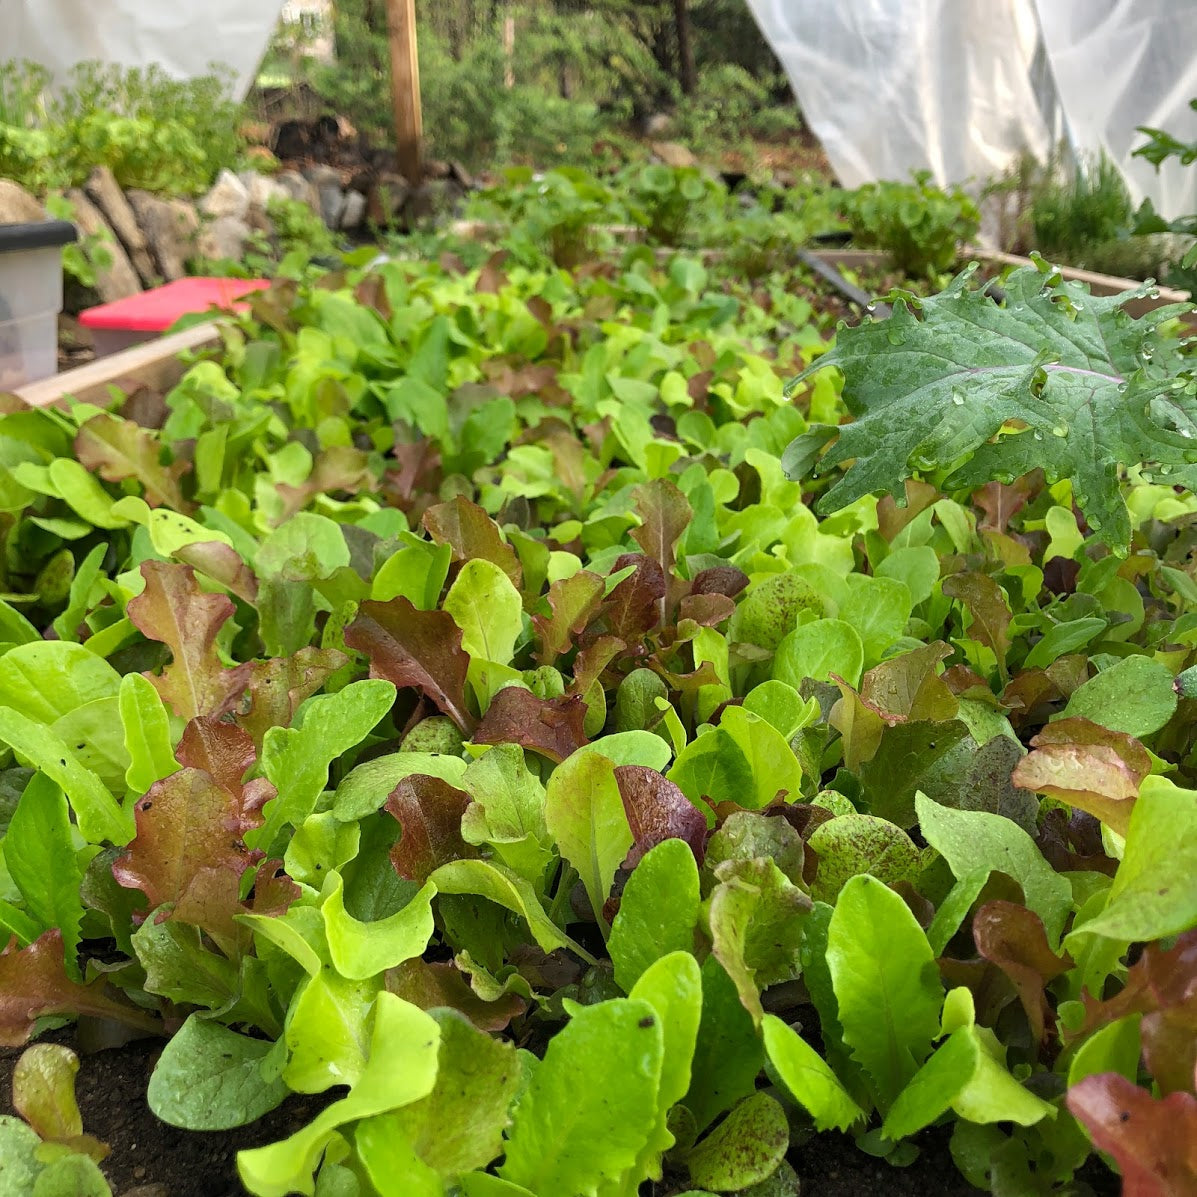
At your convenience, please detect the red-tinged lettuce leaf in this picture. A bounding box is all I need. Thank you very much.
[591,555,667,642]
[175,717,257,797]
[247,861,302,918]
[385,957,526,1031]
[1067,1073,1197,1196]
[532,571,605,664]
[569,636,626,698]
[630,479,692,579]
[973,476,1037,533]
[859,642,958,724]
[276,446,375,524]
[382,440,443,517]
[1074,931,1197,1095]
[678,592,737,628]
[167,866,247,950]
[74,412,191,512]
[386,774,477,885]
[614,765,707,868]
[474,688,589,763]
[829,679,886,771]
[1013,718,1151,837]
[112,766,267,916]
[423,495,522,588]
[942,572,1013,673]
[1001,667,1069,729]
[346,597,475,732]
[690,566,750,599]
[127,562,251,721]
[972,901,1072,1044]
[876,481,939,541]
[234,648,348,749]
[1035,807,1117,876]
[0,930,158,1046]
[171,540,259,604]
[645,657,724,698]
[474,251,510,295]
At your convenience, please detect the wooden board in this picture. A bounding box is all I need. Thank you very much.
[970,248,1195,321]
[13,321,221,409]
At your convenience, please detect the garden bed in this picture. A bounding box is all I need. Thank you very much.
[2,164,1197,1197]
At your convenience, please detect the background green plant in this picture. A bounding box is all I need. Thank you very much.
[841,171,980,277]
[1029,151,1134,263]
[0,59,244,195]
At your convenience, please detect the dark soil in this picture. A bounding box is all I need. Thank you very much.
[1,1033,331,1197]
[2,1033,1121,1197]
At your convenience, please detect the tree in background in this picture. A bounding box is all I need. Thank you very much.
[299,0,800,164]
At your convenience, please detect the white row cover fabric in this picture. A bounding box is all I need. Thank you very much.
[0,0,287,101]
[1036,0,1197,219]
[746,0,1197,220]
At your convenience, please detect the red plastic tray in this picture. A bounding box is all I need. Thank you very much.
[79,277,270,332]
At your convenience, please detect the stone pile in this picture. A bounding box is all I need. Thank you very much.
[0,158,473,304]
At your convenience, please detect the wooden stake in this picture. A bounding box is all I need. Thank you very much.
[385,0,423,183]
[503,16,515,89]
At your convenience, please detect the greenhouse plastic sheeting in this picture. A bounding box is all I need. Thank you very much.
[1,0,287,100]
[1035,0,1197,218]
[745,0,1197,219]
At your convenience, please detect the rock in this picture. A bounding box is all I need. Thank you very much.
[244,171,290,216]
[275,170,321,215]
[298,165,347,227]
[318,184,346,229]
[367,172,411,227]
[302,164,343,189]
[339,189,367,231]
[196,214,251,263]
[299,165,348,227]
[650,141,698,169]
[0,179,46,223]
[64,190,142,301]
[643,112,673,137]
[83,166,157,285]
[127,191,199,281]
[200,168,250,221]
[449,161,474,189]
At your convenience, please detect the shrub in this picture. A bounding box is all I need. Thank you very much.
[0,59,243,195]
[843,171,980,277]
[671,64,802,148]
